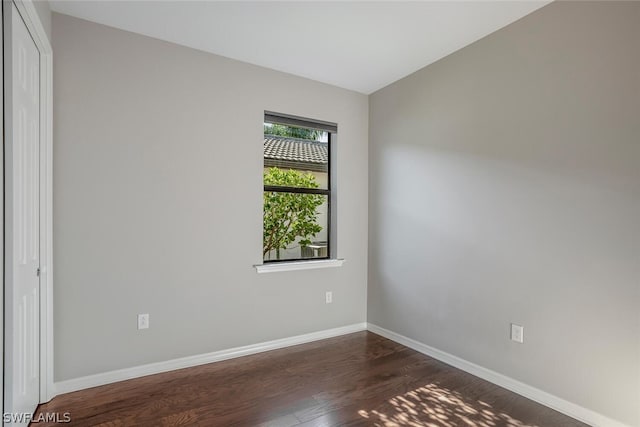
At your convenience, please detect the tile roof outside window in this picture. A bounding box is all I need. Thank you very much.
[264,135,328,168]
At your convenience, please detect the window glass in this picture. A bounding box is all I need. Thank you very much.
[263,115,334,262]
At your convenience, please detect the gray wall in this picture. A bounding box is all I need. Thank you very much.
[368,2,639,426]
[52,13,368,381]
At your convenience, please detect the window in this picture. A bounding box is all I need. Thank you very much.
[263,112,336,263]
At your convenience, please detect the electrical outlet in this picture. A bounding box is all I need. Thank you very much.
[510,323,523,343]
[325,291,333,304]
[138,313,149,330]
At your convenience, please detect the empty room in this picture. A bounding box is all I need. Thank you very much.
[2,0,638,426]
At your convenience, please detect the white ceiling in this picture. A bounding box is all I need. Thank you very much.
[50,1,550,94]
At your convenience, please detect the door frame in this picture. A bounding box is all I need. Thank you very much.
[3,0,54,407]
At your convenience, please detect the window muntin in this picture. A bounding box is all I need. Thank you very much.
[263,113,335,263]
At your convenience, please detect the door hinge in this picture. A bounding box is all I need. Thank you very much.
[37,267,41,277]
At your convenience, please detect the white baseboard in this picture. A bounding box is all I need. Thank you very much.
[54,322,367,396]
[366,323,631,427]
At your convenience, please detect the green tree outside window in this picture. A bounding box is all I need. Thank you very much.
[263,167,324,259]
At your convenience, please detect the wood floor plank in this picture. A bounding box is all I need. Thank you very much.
[34,331,590,426]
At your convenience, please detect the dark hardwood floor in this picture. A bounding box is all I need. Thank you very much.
[35,332,589,426]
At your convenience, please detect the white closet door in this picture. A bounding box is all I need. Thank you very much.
[5,3,41,424]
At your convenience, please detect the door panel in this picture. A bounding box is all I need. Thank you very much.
[4,3,41,422]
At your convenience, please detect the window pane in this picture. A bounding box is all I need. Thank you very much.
[263,192,328,262]
[264,123,328,190]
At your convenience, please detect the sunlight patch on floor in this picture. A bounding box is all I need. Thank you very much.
[358,383,540,427]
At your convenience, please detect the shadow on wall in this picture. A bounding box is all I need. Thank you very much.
[359,382,540,427]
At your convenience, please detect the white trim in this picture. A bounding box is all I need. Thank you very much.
[54,322,366,396]
[5,0,54,404]
[1,3,4,417]
[255,258,345,273]
[366,323,632,427]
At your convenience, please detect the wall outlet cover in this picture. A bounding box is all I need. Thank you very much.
[511,323,523,343]
[138,314,149,330]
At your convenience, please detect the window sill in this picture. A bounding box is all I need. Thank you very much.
[255,259,345,274]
